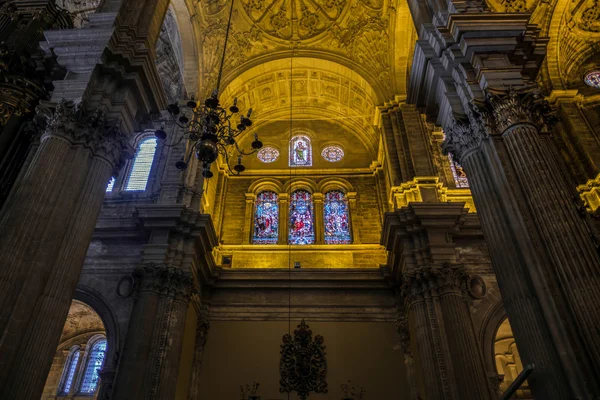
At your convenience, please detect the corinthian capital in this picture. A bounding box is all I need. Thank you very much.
[401,264,470,306]
[133,264,193,301]
[442,121,485,164]
[481,87,556,135]
[36,99,134,174]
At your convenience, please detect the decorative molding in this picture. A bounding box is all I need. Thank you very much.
[133,264,193,301]
[401,264,470,307]
[279,320,328,400]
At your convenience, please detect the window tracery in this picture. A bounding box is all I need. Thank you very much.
[321,146,344,162]
[125,138,158,191]
[58,347,80,394]
[257,147,280,163]
[584,70,600,89]
[290,135,312,167]
[289,190,315,245]
[253,191,279,244]
[323,191,351,244]
[79,338,107,394]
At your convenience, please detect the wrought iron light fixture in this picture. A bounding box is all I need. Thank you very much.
[155,0,262,178]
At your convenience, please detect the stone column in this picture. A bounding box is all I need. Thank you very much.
[488,89,600,373]
[314,192,324,244]
[382,203,494,400]
[243,193,255,244]
[443,117,579,399]
[279,193,289,244]
[396,314,420,400]
[187,316,210,400]
[0,100,132,399]
[347,192,361,244]
[111,265,193,400]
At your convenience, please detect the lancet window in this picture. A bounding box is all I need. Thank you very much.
[289,190,315,245]
[323,191,352,244]
[125,138,158,191]
[79,338,107,394]
[58,346,80,394]
[253,191,279,244]
[290,135,312,167]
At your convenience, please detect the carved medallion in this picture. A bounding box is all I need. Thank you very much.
[279,320,327,399]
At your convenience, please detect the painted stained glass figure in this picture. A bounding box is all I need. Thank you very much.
[253,191,279,244]
[324,191,351,244]
[290,135,312,166]
[289,190,315,245]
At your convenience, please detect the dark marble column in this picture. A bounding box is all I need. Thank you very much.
[0,100,132,398]
[488,89,600,376]
[111,265,193,400]
[396,314,420,400]
[443,114,584,399]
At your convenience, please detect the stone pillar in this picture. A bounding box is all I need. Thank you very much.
[396,314,420,400]
[187,316,210,400]
[111,265,193,400]
[279,193,289,244]
[98,368,117,400]
[382,203,494,400]
[487,89,600,373]
[443,117,581,399]
[243,193,255,244]
[0,101,132,399]
[347,191,361,244]
[314,192,324,244]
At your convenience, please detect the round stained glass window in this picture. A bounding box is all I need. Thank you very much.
[321,146,344,162]
[584,70,600,89]
[257,147,280,163]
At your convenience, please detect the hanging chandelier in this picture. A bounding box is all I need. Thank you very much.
[155,0,262,178]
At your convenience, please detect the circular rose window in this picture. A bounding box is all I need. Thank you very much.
[584,70,600,89]
[321,146,344,162]
[257,147,280,163]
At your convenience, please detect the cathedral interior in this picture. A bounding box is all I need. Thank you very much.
[0,0,599,398]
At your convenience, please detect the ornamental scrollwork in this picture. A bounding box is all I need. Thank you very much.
[279,320,328,400]
[400,264,471,307]
[133,263,194,301]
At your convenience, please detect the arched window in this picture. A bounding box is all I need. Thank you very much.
[105,177,115,192]
[289,190,315,245]
[290,135,312,167]
[125,138,158,191]
[58,346,80,394]
[79,338,107,394]
[323,191,352,244]
[253,191,279,244]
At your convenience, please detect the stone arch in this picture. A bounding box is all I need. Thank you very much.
[479,299,508,374]
[248,178,285,195]
[317,177,355,194]
[283,178,318,194]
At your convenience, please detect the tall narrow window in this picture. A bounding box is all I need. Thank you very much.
[324,191,352,244]
[58,347,80,394]
[125,138,158,191]
[106,177,115,192]
[253,191,279,244]
[289,190,315,245]
[448,153,469,188]
[79,339,107,394]
[290,135,312,167]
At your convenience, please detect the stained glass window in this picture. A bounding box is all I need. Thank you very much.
[59,348,80,394]
[448,153,469,188]
[125,138,158,191]
[584,70,600,89]
[106,177,115,192]
[289,190,315,245]
[321,146,344,162]
[257,147,280,163]
[290,135,312,167]
[253,191,279,244]
[79,339,107,394]
[324,191,352,244]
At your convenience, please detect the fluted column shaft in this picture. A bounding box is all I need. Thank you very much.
[111,265,192,400]
[403,266,493,400]
[502,122,600,372]
[0,101,132,399]
[448,133,573,399]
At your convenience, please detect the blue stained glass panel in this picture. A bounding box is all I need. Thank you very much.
[106,177,115,192]
[61,350,80,394]
[80,339,107,394]
[324,191,352,244]
[253,191,279,244]
[289,190,315,245]
[125,138,157,191]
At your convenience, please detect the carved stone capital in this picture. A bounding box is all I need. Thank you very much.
[36,100,134,174]
[133,264,193,301]
[481,87,556,135]
[401,264,470,306]
[442,120,485,164]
